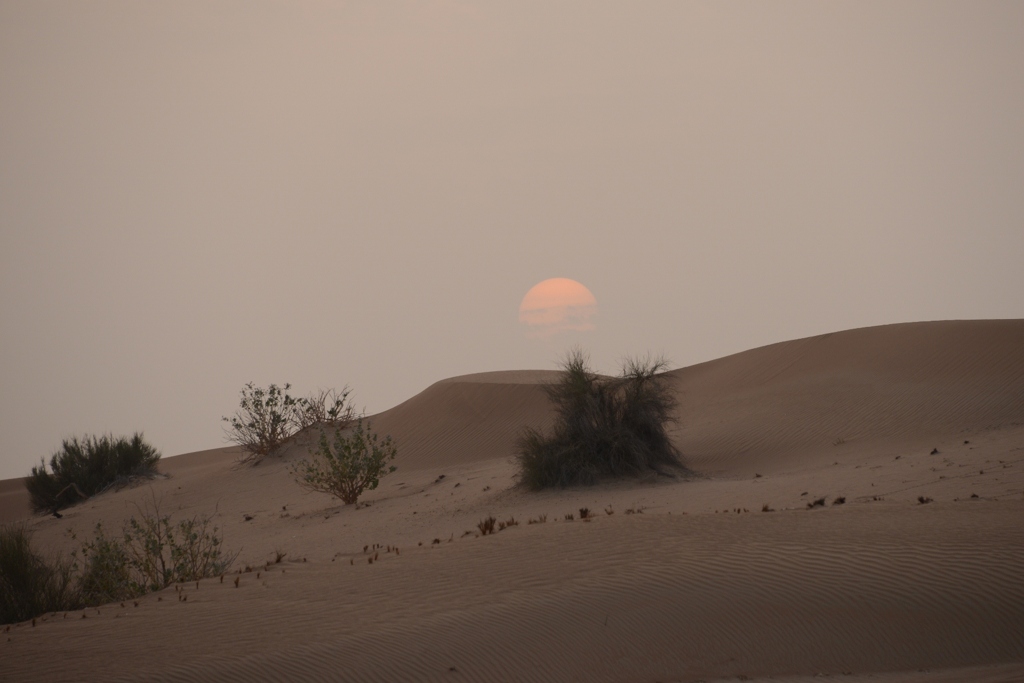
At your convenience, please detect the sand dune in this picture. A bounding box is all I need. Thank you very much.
[672,320,1024,475]
[2,320,1023,682]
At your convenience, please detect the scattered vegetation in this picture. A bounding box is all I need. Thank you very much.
[78,497,234,602]
[832,496,846,506]
[807,497,826,509]
[497,516,518,531]
[292,419,398,505]
[918,496,933,505]
[578,507,591,519]
[527,515,547,525]
[477,516,497,535]
[1,499,234,625]
[0,525,79,625]
[762,503,774,512]
[516,348,684,489]
[223,383,355,464]
[26,433,161,515]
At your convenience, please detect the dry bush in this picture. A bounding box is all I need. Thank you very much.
[517,348,684,489]
[294,388,356,432]
[478,516,497,535]
[224,383,356,465]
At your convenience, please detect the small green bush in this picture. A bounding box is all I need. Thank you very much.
[517,348,684,489]
[292,419,397,504]
[224,383,355,464]
[0,525,80,624]
[25,433,160,515]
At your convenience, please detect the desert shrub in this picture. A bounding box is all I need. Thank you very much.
[223,383,301,464]
[294,387,356,432]
[224,383,356,464]
[292,419,397,504]
[77,525,135,604]
[25,433,160,515]
[0,525,80,624]
[79,497,235,600]
[517,348,684,489]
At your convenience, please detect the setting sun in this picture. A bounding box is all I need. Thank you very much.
[518,278,597,337]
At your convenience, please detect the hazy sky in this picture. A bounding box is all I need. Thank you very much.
[2,1,1023,479]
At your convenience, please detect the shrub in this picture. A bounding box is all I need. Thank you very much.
[517,348,684,489]
[0,502,234,623]
[294,388,356,432]
[223,383,301,464]
[224,383,356,464]
[25,433,160,515]
[0,525,80,624]
[292,419,397,504]
[79,497,235,601]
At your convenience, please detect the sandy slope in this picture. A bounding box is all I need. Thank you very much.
[2,320,1023,682]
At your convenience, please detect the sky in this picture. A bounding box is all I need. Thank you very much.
[2,1,1023,480]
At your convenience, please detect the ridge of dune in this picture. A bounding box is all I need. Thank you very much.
[672,319,1024,475]
[369,319,1024,478]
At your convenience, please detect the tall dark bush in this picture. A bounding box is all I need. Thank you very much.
[517,349,684,489]
[25,433,161,515]
[0,525,80,624]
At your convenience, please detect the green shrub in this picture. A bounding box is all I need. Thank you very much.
[223,383,300,464]
[79,497,235,597]
[517,348,684,489]
[292,419,397,504]
[224,383,355,464]
[0,502,234,623]
[25,433,161,515]
[77,525,135,604]
[0,525,80,624]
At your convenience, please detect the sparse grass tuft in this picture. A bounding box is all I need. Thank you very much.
[517,348,684,489]
[25,434,160,515]
[578,507,591,519]
[477,516,497,535]
[497,516,518,531]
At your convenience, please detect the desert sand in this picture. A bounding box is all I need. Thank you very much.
[2,320,1022,682]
